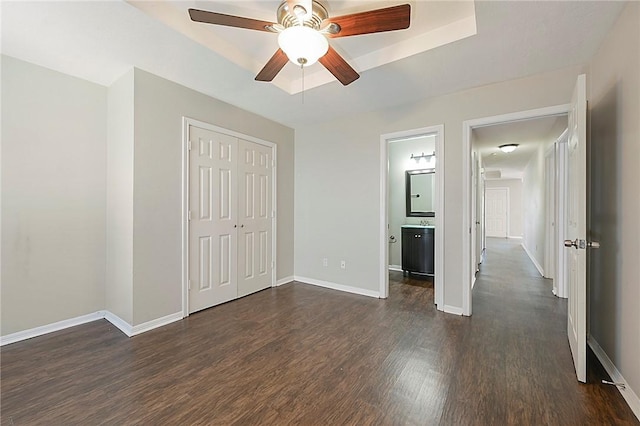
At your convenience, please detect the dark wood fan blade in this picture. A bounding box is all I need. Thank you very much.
[255,49,289,82]
[318,46,360,86]
[327,4,411,38]
[188,8,276,32]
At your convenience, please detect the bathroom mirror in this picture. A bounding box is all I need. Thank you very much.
[406,169,435,217]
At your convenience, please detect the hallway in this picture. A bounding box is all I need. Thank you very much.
[462,237,637,424]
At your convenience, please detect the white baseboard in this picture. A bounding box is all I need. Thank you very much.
[443,304,464,315]
[2,310,184,346]
[389,265,403,272]
[130,311,183,336]
[103,310,182,337]
[588,337,640,421]
[508,235,523,239]
[0,312,104,346]
[521,243,545,276]
[102,311,133,336]
[294,276,380,299]
[276,276,294,286]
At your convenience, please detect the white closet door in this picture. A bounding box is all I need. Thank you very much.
[189,126,238,313]
[237,139,273,297]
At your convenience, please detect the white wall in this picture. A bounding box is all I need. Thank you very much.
[131,69,295,325]
[485,179,523,238]
[1,56,107,335]
[106,70,134,324]
[295,65,584,307]
[522,145,545,271]
[388,136,436,267]
[589,1,640,406]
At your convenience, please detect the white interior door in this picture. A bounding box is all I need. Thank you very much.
[565,74,587,383]
[485,188,508,238]
[237,139,273,298]
[189,126,238,313]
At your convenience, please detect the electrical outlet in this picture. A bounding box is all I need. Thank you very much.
[340,260,346,269]
[323,258,328,267]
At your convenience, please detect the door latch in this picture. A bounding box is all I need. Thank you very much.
[564,239,600,249]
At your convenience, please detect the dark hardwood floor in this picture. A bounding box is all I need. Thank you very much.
[1,239,637,425]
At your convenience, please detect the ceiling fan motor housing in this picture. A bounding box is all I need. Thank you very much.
[277,1,328,29]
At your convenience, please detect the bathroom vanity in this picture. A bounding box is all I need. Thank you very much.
[401,225,434,276]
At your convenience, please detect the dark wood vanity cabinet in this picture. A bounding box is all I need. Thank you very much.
[401,227,434,275]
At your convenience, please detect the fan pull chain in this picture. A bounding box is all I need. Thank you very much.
[301,64,305,104]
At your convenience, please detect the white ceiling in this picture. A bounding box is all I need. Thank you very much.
[0,1,625,128]
[473,115,567,180]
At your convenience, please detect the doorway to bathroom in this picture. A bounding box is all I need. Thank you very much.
[379,125,444,310]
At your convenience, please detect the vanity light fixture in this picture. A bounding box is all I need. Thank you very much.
[410,151,436,163]
[499,143,519,153]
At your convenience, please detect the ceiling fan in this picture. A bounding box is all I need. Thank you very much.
[188,1,411,86]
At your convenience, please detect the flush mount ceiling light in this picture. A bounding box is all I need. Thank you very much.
[499,144,519,153]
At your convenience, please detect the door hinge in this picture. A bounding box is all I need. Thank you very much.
[271,211,275,218]
[187,140,192,151]
[271,260,275,269]
[188,211,192,221]
[188,280,192,290]
[272,159,276,167]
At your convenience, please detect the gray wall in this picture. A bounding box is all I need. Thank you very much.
[1,56,107,335]
[388,136,436,268]
[131,69,295,325]
[295,65,584,307]
[106,70,134,324]
[1,58,294,335]
[589,1,640,400]
[485,179,523,238]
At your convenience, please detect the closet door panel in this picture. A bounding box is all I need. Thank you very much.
[188,126,238,313]
[237,139,273,297]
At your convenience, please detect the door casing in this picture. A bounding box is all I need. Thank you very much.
[462,104,570,316]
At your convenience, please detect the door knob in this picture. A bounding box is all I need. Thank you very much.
[564,239,600,249]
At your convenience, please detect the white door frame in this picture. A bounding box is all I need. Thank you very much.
[181,117,278,317]
[544,144,556,280]
[555,130,569,298]
[462,104,569,316]
[380,125,444,309]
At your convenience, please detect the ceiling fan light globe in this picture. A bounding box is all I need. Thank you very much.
[278,26,328,67]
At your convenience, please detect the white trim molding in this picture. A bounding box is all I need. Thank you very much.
[588,337,640,421]
[380,124,445,310]
[462,104,570,316]
[443,305,464,316]
[0,312,104,346]
[521,242,545,276]
[276,276,294,286]
[389,265,403,272]
[1,310,184,346]
[295,276,380,299]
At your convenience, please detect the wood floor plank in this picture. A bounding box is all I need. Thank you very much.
[1,239,637,425]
